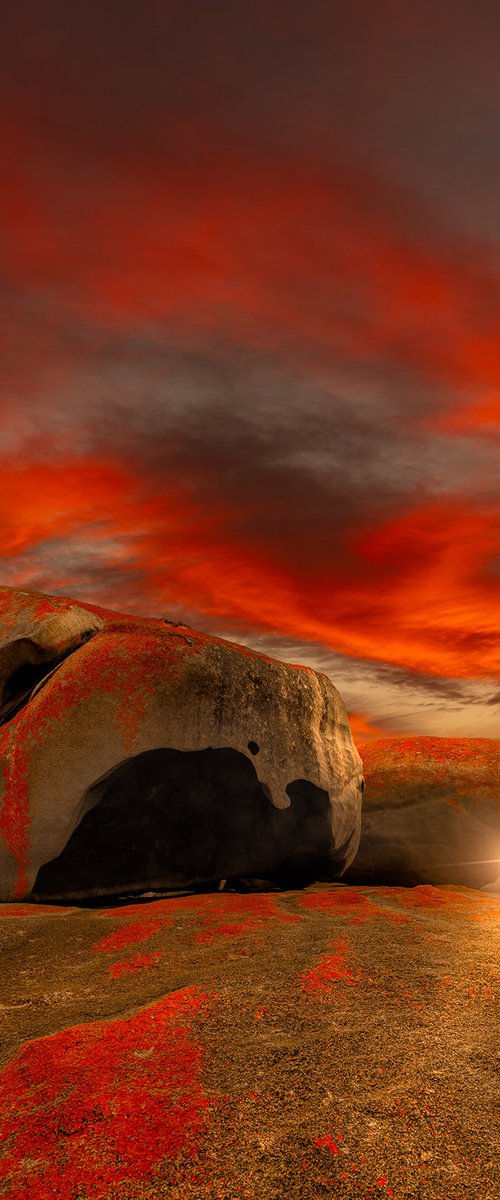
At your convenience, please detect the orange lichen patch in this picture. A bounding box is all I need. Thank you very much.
[108,951,162,978]
[300,938,362,995]
[0,987,213,1200]
[93,917,167,954]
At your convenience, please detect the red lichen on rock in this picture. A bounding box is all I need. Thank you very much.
[99,897,179,919]
[191,892,292,941]
[0,731,31,899]
[298,886,399,923]
[193,922,246,944]
[140,891,288,943]
[359,736,500,810]
[108,951,161,977]
[0,986,213,1200]
[314,1135,341,1154]
[94,894,287,955]
[33,628,193,757]
[93,916,167,954]
[0,602,288,894]
[300,937,362,995]
[0,629,181,897]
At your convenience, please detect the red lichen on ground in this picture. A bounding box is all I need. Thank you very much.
[108,951,162,977]
[300,938,362,995]
[0,986,213,1200]
[93,916,167,954]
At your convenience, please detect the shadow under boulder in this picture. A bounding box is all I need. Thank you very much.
[33,747,340,902]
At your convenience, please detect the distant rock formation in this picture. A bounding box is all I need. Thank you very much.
[0,587,363,901]
[345,737,500,888]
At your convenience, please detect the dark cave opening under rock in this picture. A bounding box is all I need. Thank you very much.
[33,747,339,901]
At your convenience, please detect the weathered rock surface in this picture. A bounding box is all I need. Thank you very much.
[346,737,500,887]
[0,586,363,901]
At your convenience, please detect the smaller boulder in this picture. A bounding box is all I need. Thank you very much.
[345,737,500,888]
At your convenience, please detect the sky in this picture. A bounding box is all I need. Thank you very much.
[1,0,499,740]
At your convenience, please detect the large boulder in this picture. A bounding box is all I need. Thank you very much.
[346,737,500,888]
[0,587,363,901]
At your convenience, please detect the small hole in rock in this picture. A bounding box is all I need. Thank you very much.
[247,741,259,755]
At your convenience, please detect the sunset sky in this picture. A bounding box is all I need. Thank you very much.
[1,1,499,739]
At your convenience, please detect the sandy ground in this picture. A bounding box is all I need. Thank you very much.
[0,883,498,1200]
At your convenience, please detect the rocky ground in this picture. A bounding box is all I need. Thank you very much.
[0,883,498,1200]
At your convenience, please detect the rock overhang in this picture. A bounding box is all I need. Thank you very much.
[0,586,363,901]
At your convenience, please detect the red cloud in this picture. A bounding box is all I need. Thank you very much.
[2,456,498,683]
[1,70,499,733]
[2,106,500,408]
